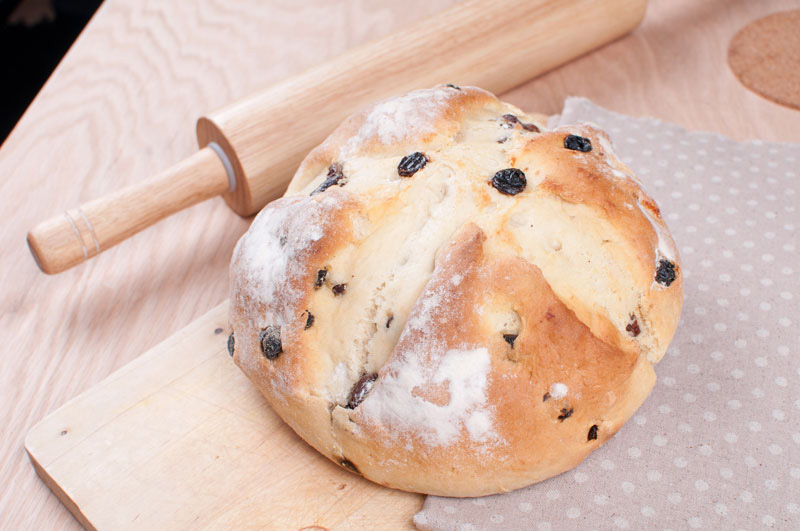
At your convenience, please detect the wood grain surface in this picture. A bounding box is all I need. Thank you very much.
[1,0,799,529]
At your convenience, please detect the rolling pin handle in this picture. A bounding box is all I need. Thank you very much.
[27,147,230,274]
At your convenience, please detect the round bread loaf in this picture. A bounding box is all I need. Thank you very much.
[228,85,683,497]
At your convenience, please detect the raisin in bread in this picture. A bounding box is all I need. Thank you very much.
[228,85,683,497]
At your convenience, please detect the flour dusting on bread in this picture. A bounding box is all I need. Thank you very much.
[346,88,454,150]
[362,346,495,446]
[232,194,336,325]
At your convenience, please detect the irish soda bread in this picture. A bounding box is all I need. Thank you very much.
[228,85,683,497]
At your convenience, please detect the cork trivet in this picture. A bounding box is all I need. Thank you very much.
[728,9,800,110]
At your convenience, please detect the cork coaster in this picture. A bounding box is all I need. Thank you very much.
[728,9,800,110]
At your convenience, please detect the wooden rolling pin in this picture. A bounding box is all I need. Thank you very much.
[27,0,647,274]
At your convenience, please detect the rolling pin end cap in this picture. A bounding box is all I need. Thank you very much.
[26,232,53,274]
[26,220,84,275]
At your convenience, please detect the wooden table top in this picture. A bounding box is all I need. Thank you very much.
[1,0,798,528]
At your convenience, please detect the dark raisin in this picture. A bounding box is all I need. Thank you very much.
[227,333,235,357]
[259,326,282,359]
[214,327,223,335]
[542,392,551,402]
[314,268,328,289]
[497,136,508,144]
[564,134,592,152]
[398,152,428,177]
[346,373,378,409]
[491,168,527,195]
[522,122,540,133]
[340,458,361,474]
[626,314,641,337]
[502,113,519,124]
[503,334,517,347]
[655,259,677,286]
[588,424,599,441]
[304,311,314,330]
[445,83,461,90]
[311,163,347,195]
[279,235,287,246]
[558,407,574,421]
[332,283,347,296]
[386,314,394,328]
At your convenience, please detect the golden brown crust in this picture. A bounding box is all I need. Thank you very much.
[332,224,655,496]
[510,126,683,358]
[229,86,682,496]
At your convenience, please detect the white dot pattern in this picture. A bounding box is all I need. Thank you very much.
[416,99,799,531]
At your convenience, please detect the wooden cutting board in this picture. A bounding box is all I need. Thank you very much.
[24,302,423,530]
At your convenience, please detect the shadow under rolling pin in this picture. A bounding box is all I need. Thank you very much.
[27,0,647,274]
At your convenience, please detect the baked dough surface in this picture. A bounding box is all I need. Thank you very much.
[228,86,683,496]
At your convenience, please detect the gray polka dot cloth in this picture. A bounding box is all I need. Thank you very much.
[415,98,799,530]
